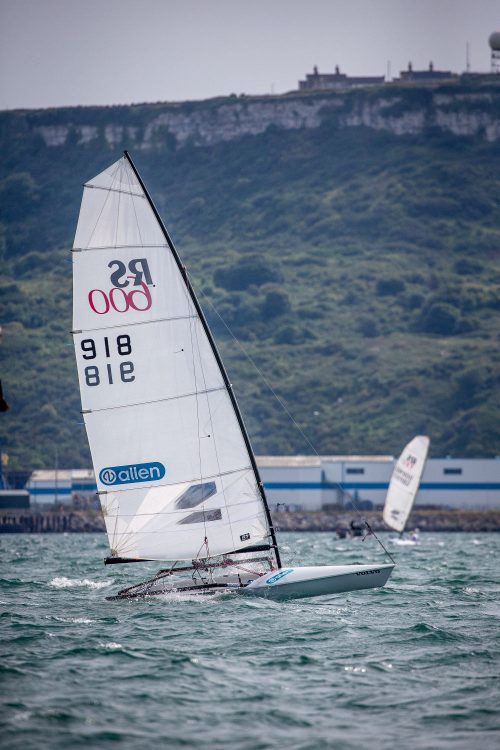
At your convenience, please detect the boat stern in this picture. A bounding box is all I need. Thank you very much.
[242,563,395,600]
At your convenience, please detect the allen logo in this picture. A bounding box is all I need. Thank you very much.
[99,462,165,486]
[266,569,294,585]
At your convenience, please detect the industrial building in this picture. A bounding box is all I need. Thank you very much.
[297,30,500,93]
[299,65,384,91]
[398,61,456,83]
[24,457,500,510]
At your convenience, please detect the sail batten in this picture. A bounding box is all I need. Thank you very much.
[82,385,227,414]
[73,244,167,252]
[73,154,279,566]
[85,185,146,198]
[74,313,198,335]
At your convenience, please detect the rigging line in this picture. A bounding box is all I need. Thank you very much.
[363,520,396,565]
[83,385,226,413]
[85,159,121,249]
[123,157,145,249]
[113,162,123,249]
[72,313,198,334]
[187,309,208,562]
[96,438,121,553]
[108,500,119,555]
[195,284,390,559]
[190,306,238,555]
[197,285,320,457]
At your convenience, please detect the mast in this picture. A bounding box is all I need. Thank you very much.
[123,151,281,568]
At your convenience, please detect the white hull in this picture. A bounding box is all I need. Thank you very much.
[389,537,419,546]
[241,563,395,601]
[107,562,394,601]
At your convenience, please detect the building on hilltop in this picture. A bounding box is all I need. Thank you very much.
[398,61,457,83]
[299,65,384,91]
[298,61,459,91]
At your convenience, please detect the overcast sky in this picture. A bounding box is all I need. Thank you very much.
[0,0,499,110]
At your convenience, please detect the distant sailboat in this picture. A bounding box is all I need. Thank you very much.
[72,152,394,600]
[383,436,430,545]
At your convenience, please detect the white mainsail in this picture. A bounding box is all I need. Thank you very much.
[72,156,276,562]
[383,435,430,534]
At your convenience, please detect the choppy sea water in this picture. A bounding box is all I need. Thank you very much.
[1,532,499,750]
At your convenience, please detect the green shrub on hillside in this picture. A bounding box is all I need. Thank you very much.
[213,254,281,291]
[418,302,460,335]
[376,278,406,296]
[261,287,290,319]
[0,91,499,466]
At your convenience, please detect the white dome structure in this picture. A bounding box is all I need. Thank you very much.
[488,31,500,50]
[489,32,500,73]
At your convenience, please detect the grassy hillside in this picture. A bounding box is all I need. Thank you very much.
[1,89,499,470]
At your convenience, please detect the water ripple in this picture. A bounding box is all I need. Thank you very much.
[1,532,499,750]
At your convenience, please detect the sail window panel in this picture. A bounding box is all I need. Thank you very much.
[101,468,267,560]
[175,482,217,509]
[102,480,223,528]
[74,317,223,412]
[178,509,222,524]
[86,390,253,492]
[72,245,193,331]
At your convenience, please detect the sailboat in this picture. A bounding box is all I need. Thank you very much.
[72,152,394,600]
[383,435,430,545]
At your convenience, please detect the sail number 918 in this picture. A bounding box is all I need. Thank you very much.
[81,335,135,387]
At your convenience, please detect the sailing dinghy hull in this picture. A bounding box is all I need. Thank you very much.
[242,563,395,601]
[106,563,395,601]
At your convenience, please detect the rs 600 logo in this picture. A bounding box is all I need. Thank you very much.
[99,462,166,486]
[89,258,154,315]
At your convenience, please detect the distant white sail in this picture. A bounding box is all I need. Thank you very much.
[383,436,430,534]
[72,157,274,562]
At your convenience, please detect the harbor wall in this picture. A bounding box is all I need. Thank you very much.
[1,508,499,534]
